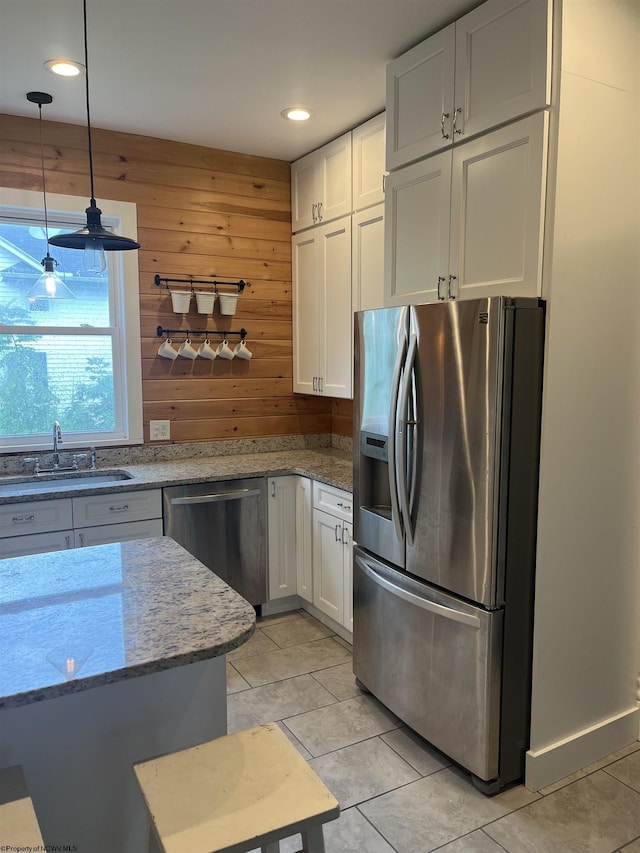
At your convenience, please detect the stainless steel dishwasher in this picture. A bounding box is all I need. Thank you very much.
[163,478,266,606]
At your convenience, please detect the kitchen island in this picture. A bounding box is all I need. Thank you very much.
[0,537,255,852]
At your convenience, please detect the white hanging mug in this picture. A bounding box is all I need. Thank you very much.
[215,339,234,360]
[198,338,217,360]
[233,340,252,360]
[158,338,178,360]
[178,338,199,360]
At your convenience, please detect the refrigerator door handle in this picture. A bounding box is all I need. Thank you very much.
[388,331,408,543]
[356,555,481,628]
[397,332,418,545]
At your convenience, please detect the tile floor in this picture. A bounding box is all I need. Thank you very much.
[226,609,640,853]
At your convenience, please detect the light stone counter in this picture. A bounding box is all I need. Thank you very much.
[0,536,255,710]
[0,537,255,852]
[0,447,353,504]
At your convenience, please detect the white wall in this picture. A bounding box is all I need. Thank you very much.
[526,0,640,790]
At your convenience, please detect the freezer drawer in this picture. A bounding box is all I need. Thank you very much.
[353,547,503,781]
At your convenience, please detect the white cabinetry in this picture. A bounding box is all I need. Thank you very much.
[293,217,352,398]
[385,112,547,306]
[291,133,352,232]
[0,489,163,559]
[352,113,386,211]
[312,482,352,631]
[353,204,385,313]
[386,0,550,170]
[267,476,313,603]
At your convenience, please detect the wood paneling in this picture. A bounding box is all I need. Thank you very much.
[331,398,354,437]
[1,113,336,445]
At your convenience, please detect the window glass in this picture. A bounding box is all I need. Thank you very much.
[0,188,142,451]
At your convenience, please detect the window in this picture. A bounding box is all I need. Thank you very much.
[0,188,143,452]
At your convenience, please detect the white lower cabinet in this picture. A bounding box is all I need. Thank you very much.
[312,483,353,632]
[0,490,163,559]
[267,476,313,603]
[266,477,353,635]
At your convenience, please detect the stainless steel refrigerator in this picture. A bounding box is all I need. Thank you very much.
[353,297,545,793]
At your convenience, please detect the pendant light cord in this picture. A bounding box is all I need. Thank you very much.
[83,0,96,206]
[37,102,51,245]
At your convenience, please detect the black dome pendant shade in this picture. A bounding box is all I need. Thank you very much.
[48,0,140,257]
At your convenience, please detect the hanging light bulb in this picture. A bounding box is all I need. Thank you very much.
[47,0,140,266]
[26,91,75,301]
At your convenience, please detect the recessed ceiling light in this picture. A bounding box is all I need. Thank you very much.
[281,107,313,122]
[44,59,85,77]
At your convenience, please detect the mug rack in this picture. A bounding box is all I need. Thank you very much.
[156,326,248,340]
[154,275,247,293]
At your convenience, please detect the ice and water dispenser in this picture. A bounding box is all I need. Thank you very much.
[354,308,407,564]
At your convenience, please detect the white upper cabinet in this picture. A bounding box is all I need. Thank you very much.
[291,132,352,232]
[384,152,452,307]
[352,113,386,211]
[386,24,456,171]
[384,112,547,306]
[455,0,551,143]
[449,111,548,301]
[386,0,551,171]
[293,217,353,398]
[352,203,385,313]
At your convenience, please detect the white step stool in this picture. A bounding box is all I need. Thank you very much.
[0,765,45,848]
[134,723,339,853]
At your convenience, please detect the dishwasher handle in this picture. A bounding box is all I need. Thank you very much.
[169,488,261,506]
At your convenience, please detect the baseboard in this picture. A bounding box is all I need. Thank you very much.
[260,595,302,617]
[301,601,353,645]
[525,706,639,791]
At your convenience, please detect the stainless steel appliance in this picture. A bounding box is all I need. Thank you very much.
[163,478,266,606]
[353,297,544,793]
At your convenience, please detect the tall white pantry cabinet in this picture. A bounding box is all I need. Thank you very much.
[291,113,386,399]
[385,0,640,792]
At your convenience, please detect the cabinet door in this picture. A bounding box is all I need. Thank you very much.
[449,112,547,300]
[342,520,353,634]
[267,476,298,600]
[352,113,386,211]
[313,508,344,624]
[74,519,163,548]
[291,150,318,232]
[319,217,353,398]
[292,230,321,394]
[317,132,352,224]
[295,477,313,603]
[454,0,551,142]
[384,152,452,307]
[0,529,73,559]
[386,24,455,171]
[352,203,385,312]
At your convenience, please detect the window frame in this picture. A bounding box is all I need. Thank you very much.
[0,187,143,452]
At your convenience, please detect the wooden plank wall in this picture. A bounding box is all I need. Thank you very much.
[0,114,346,444]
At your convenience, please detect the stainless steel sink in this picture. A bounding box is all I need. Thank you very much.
[0,470,133,496]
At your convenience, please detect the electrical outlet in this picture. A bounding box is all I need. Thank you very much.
[150,420,171,441]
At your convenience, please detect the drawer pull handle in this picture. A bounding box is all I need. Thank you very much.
[108,504,129,513]
[12,515,35,524]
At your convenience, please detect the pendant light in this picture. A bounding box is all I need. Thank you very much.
[48,0,140,272]
[26,91,75,300]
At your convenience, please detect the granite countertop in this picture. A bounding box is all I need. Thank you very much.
[0,447,353,504]
[0,537,256,710]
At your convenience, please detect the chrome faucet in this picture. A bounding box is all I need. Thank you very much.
[52,421,62,469]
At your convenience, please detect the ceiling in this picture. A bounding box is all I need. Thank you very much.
[0,0,481,163]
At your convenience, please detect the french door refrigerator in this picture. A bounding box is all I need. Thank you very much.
[353,297,545,793]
